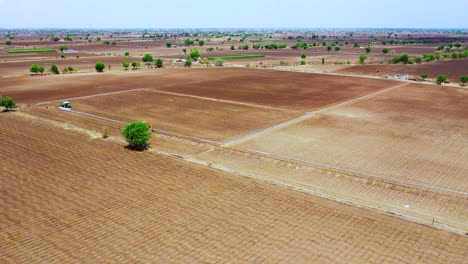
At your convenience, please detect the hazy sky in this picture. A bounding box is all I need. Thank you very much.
[0,0,467,29]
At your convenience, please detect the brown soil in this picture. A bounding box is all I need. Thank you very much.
[334,60,468,81]
[238,84,468,192]
[154,69,399,111]
[1,113,467,263]
[68,89,299,142]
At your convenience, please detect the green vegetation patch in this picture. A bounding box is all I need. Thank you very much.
[207,54,265,60]
[6,49,55,54]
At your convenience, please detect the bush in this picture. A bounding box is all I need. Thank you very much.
[185,60,192,67]
[154,58,163,68]
[166,42,172,48]
[391,54,409,64]
[420,73,428,80]
[365,47,371,53]
[436,74,448,85]
[1,97,16,110]
[189,49,201,61]
[359,54,367,64]
[121,121,151,150]
[59,45,68,52]
[131,61,141,70]
[382,48,389,54]
[95,62,105,72]
[5,40,11,45]
[460,75,468,85]
[124,51,130,56]
[300,59,306,65]
[122,61,130,70]
[301,54,306,59]
[50,64,59,74]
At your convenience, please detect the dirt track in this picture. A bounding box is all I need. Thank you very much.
[1,113,468,263]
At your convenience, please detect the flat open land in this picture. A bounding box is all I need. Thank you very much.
[237,84,468,193]
[334,60,468,81]
[1,113,468,263]
[154,69,400,111]
[68,89,298,142]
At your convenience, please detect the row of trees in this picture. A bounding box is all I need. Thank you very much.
[30,64,75,75]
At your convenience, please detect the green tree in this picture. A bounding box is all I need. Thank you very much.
[122,61,130,70]
[142,53,154,68]
[65,35,73,41]
[300,59,306,65]
[359,54,367,64]
[335,46,340,51]
[198,40,205,46]
[121,121,151,150]
[420,73,428,80]
[0,97,16,110]
[131,61,141,70]
[95,62,105,72]
[95,36,101,42]
[436,74,448,85]
[38,66,45,75]
[59,45,68,52]
[327,45,332,52]
[189,49,201,61]
[365,47,371,53]
[460,75,468,85]
[51,36,60,42]
[155,58,163,68]
[185,59,192,67]
[184,39,194,46]
[382,48,389,54]
[124,51,130,56]
[5,40,11,45]
[321,58,325,64]
[29,64,40,75]
[166,42,172,48]
[301,54,306,59]
[182,48,187,54]
[50,64,59,74]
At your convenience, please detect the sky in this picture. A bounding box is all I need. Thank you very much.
[0,0,467,29]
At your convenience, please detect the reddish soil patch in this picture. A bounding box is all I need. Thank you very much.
[1,114,467,263]
[69,89,298,142]
[155,69,400,111]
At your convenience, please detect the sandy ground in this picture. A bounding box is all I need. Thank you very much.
[1,113,468,263]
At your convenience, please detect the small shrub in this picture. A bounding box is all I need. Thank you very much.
[436,74,448,85]
[102,128,109,139]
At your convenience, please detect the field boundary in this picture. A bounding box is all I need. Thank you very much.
[36,88,148,105]
[223,82,408,147]
[64,109,223,145]
[248,149,468,197]
[146,89,298,113]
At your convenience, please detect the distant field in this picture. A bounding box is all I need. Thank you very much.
[6,49,55,54]
[251,39,279,43]
[207,54,265,60]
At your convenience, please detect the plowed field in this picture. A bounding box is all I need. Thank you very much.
[238,84,468,193]
[1,113,468,263]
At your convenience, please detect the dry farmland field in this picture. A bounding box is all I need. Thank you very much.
[234,83,468,193]
[2,113,468,263]
[1,29,468,263]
